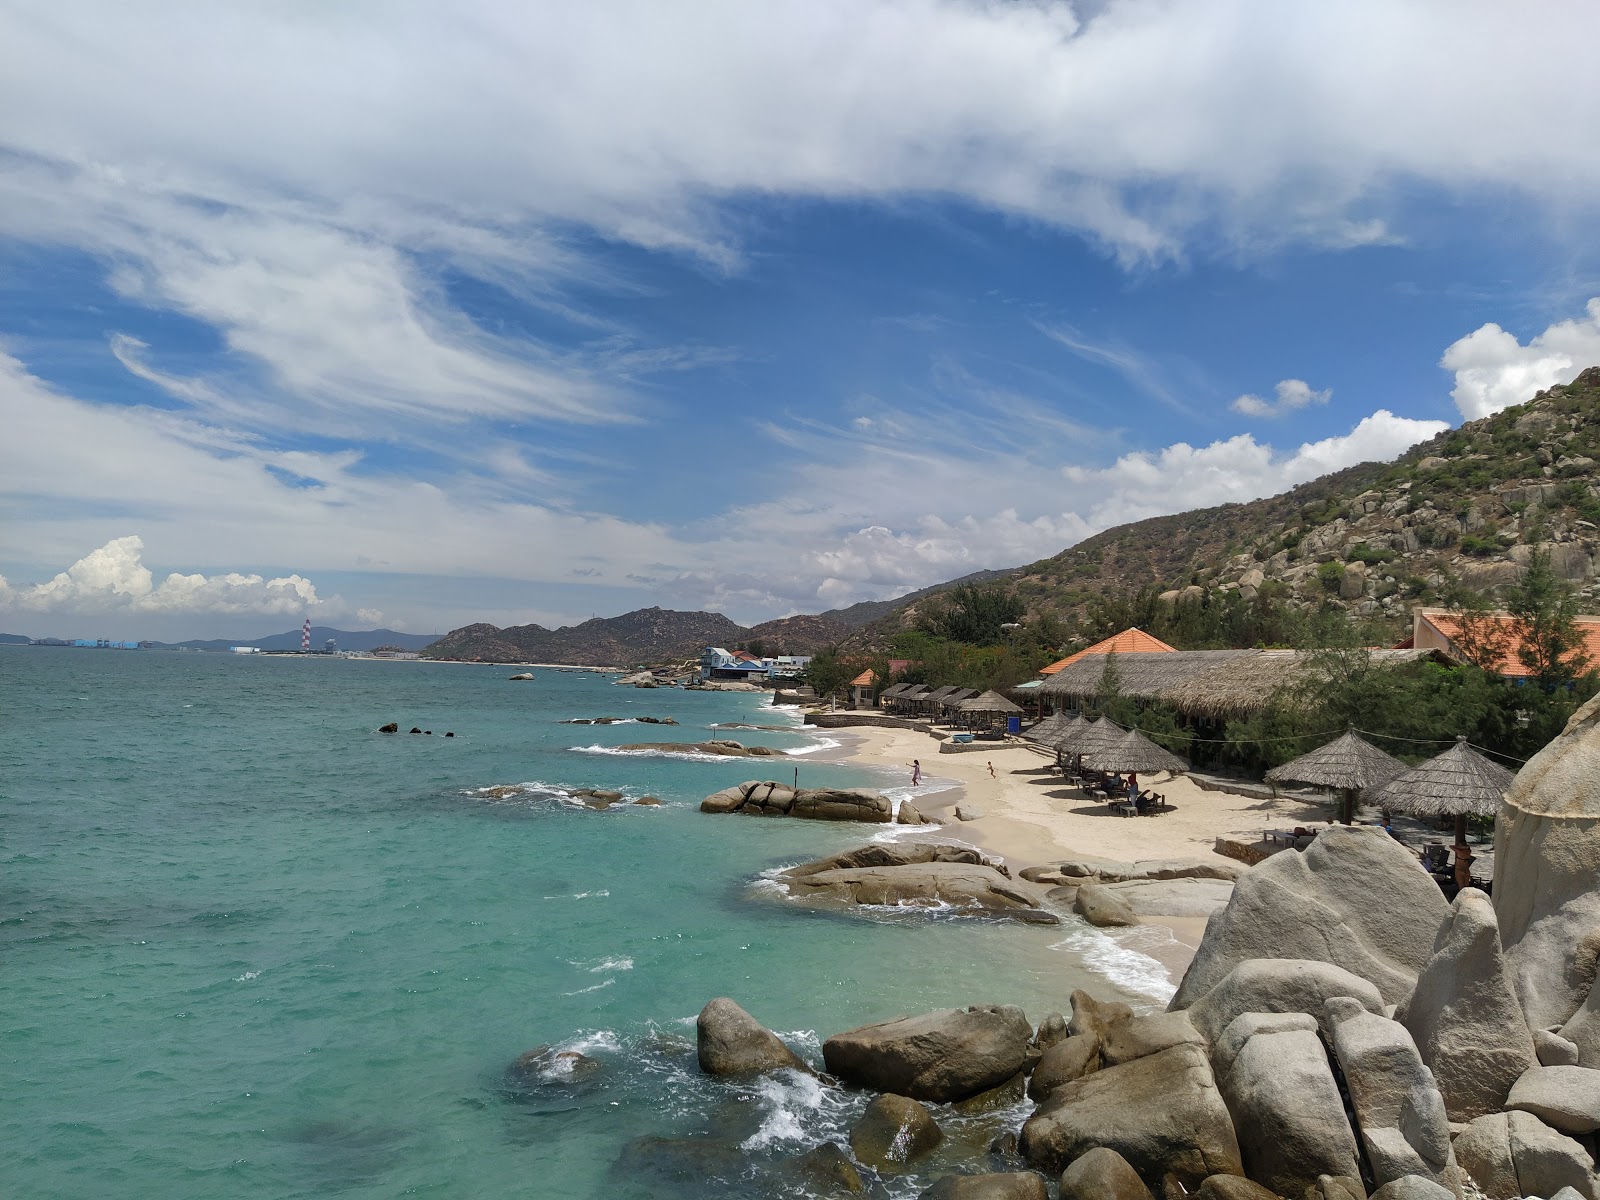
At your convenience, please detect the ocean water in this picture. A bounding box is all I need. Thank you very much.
[2,648,1170,1199]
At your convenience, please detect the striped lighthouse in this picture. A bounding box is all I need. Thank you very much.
[301,618,311,653]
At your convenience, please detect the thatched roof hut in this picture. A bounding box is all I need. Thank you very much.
[1370,737,1513,817]
[880,683,913,701]
[939,688,978,710]
[1057,715,1123,757]
[1039,648,1445,721]
[1266,730,1407,824]
[1081,728,1189,775]
[960,689,1023,714]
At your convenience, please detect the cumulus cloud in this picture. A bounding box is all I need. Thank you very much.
[1231,378,1331,418]
[0,536,323,616]
[1439,298,1600,420]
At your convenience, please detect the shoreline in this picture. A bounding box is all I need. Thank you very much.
[788,713,1332,985]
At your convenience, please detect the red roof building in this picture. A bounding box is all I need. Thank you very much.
[1408,607,1600,679]
[1039,628,1177,676]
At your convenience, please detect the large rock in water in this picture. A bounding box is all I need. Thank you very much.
[1323,997,1462,1198]
[1451,1109,1600,1200]
[779,861,1056,922]
[850,1093,943,1169]
[1494,693,1600,1033]
[823,1005,1033,1103]
[1017,1041,1243,1189]
[1397,888,1536,1120]
[700,780,894,821]
[1211,1012,1363,1197]
[695,998,811,1076]
[1171,825,1449,1008]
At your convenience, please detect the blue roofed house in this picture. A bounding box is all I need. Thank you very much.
[698,647,772,682]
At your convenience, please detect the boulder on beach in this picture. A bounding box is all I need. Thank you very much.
[849,1093,943,1169]
[1170,825,1450,1009]
[1537,1029,1581,1066]
[1366,1178,1458,1200]
[1066,989,1133,1041]
[1194,1177,1281,1200]
[1493,693,1600,1035]
[701,780,893,820]
[1074,883,1139,928]
[695,998,811,1077]
[1211,1012,1363,1198]
[1397,888,1536,1120]
[1323,997,1461,1197]
[920,1172,1049,1200]
[1058,1147,1154,1200]
[778,860,1057,923]
[1018,1041,1244,1189]
[1451,1109,1600,1200]
[1186,958,1387,1044]
[1506,1065,1600,1134]
[1028,1033,1100,1101]
[823,1005,1033,1103]
[1099,1011,1204,1066]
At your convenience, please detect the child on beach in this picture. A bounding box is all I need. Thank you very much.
[911,759,921,786]
[987,761,997,779]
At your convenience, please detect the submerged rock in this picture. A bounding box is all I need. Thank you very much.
[849,1093,943,1169]
[504,1044,603,1089]
[508,672,534,680]
[786,1142,865,1195]
[377,722,398,733]
[824,1005,1033,1103]
[631,739,780,757]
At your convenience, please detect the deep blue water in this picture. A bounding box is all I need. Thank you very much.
[2,648,1157,1198]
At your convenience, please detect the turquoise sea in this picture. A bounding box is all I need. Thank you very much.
[2,648,1170,1199]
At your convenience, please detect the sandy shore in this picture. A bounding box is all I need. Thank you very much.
[814,719,1333,981]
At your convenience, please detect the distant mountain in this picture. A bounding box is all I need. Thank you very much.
[0,633,30,645]
[156,627,437,652]
[424,572,1019,665]
[424,607,748,665]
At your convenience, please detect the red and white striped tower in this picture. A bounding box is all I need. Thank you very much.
[301,618,311,653]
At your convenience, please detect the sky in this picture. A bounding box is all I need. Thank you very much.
[4,1,1600,640]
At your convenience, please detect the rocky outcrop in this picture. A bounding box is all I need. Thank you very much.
[778,861,1056,922]
[1195,1177,1281,1200]
[1494,693,1600,1034]
[695,998,811,1077]
[1537,1029,1582,1066]
[1028,1033,1100,1101]
[919,1172,1049,1200]
[701,780,899,821]
[1397,888,1536,1120]
[823,1006,1034,1103]
[632,739,781,757]
[1506,1066,1600,1135]
[1067,990,1133,1041]
[1058,1147,1155,1200]
[1211,1012,1363,1198]
[1099,1012,1204,1067]
[1367,1179,1456,1200]
[1075,883,1139,928]
[1451,1110,1600,1200]
[1323,997,1461,1197]
[1185,958,1387,1044]
[1171,825,1449,1008]
[849,1093,943,1169]
[1018,1042,1244,1188]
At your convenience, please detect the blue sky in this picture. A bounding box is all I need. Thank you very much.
[3,1,1600,639]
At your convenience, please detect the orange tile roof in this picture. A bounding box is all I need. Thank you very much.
[849,668,876,686]
[1039,627,1178,675]
[1416,609,1600,679]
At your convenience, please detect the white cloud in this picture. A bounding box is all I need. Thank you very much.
[0,536,323,616]
[1231,378,1331,418]
[1439,298,1600,420]
[356,607,388,627]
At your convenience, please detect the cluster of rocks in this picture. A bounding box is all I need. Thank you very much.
[377,722,455,736]
[1020,857,1243,928]
[702,780,937,823]
[562,715,678,725]
[627,739,782,757]
[775,843,1058,924]
[645,693,1600,1200]
[476,784,660,809]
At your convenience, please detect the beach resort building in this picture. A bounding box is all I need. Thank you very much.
[765,655,812,678]
[1038,627,1177,675]
[698,647,771,682]
[1403,606,1600,679]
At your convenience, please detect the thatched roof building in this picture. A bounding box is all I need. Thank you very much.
[1368,736,1513,819]
[1038,647,1444,720]
[939,688,978,710]
[960,689,1022,714]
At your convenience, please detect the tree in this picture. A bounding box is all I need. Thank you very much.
[916,583,1026,646]
[1441,576,1512,672]
[1506,547,1595,689]
[801,646,857,700]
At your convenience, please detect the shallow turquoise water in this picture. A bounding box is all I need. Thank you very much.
[2,648,1162,1198]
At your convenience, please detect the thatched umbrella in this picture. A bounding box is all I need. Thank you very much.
[1265,729,1406,826]
[1368,736,1514,885]
[1080,727,1189,776]
[1025,711,1079,742]
[1053,716,1125,763]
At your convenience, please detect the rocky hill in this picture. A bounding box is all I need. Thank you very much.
[846,369,1600,645]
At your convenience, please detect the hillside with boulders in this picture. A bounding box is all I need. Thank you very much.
[846,368,1600,648]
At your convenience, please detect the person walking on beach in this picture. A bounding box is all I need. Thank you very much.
[987,761,997,780]
[911,759,921,787]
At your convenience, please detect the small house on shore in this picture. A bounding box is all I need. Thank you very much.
[699,647,771,682]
